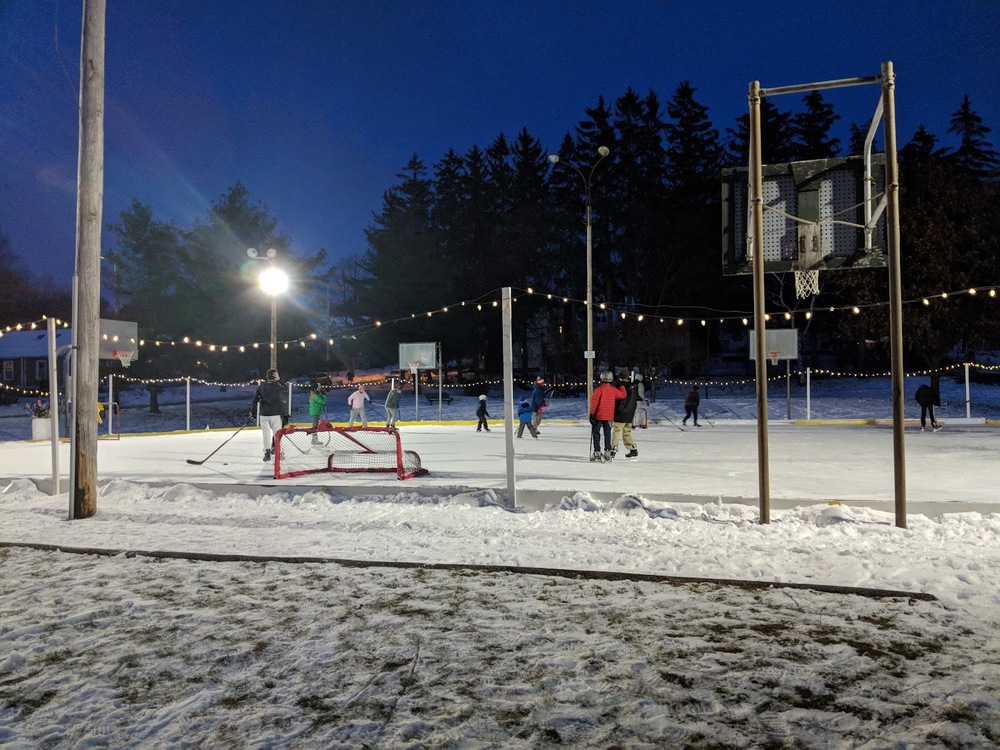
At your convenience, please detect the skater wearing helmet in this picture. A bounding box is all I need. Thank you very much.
[589,371,626,462]
[476,394,492,432]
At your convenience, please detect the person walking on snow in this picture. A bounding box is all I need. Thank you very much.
[682,385,701,427]
[590,371,626,462]
[250,368,288,462]
[611,371,640,459]
[476,394,491,432]
[915,383,941,431]
[529,376,548,433]
[517,398,538,438]
[347,383,371,427]
[384,382,403,428]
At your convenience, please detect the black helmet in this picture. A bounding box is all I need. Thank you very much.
[599,371,614,382]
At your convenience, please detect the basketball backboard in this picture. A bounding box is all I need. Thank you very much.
[749,329,798,362]
[722,154,887,275]
[398,342,437,371]
[99,319,139,363]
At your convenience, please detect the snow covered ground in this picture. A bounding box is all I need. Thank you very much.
[1,374,999,747]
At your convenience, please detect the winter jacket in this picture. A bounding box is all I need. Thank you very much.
[308,391,327,417]
[476,401,490,419]
[347,389,371,409]
[384,389,401,410]
[529,384,547,413]
[613,382,640,423]
[684,388,700,410]
[914,385,939,407]
[517,402,533,424]
[590,382,626,422]
[251,380,287,418]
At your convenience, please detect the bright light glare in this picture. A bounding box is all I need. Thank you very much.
[259,267,289,296]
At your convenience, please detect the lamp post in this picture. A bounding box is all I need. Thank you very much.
[548,145,610,407]
[248,248,288,372]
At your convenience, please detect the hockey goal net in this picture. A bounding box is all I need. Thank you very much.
[274,423,428,480]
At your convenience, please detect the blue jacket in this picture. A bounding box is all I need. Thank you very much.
[529,384,547,412]
[517,402,532,424]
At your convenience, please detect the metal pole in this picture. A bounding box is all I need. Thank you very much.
[749,80,771,523]
[48,318,60,495]
[270,294,278,372]
[585,197,594,408]
[502,287,517,508]
[882,61,907,529]
[965,363,971,418]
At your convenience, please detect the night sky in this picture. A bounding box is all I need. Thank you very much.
[2,0,998,288]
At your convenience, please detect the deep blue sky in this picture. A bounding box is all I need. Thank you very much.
[3,1,998,288]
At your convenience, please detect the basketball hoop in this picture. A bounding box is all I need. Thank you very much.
[794,269,820,299]
[767,351,779,366]
[113,350,135,368]
[408,360,421,375]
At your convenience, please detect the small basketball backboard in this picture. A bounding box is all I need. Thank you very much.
[722,154,887,275]
[398,342,437,371]
[99,319,139,364]
[749,329,798,363]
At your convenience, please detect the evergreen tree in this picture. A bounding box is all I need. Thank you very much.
[947,95,999,180]
[793,91,841,160]
[726,97,798,166]
[361,155,444,362]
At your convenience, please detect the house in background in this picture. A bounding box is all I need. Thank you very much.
[0,328,74,392]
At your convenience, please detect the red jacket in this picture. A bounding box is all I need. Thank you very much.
[590,382,626,421]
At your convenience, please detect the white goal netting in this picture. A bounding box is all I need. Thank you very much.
[274,424,428,481]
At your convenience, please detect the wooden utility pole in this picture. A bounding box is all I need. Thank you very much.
[71,0,106,519]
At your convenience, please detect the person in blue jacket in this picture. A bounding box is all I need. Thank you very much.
[516,398,538,438]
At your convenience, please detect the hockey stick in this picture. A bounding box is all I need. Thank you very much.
[661,414,686,432]
[186,420,252,465]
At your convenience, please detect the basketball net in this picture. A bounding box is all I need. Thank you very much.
[114,350,135,368]
[794,270,820,299]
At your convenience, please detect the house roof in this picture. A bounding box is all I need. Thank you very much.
[0,328,74,358]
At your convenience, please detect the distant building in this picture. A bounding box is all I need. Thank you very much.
[0,328,73,390]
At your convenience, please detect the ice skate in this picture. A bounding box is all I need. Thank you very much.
[263,449,271,462]
[626,449,638,458]
[590,451,603,462]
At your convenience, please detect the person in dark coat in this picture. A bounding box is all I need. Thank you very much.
[529,376,548,432]
[915,384,940,431]
[250,368,288,461]
[682,385,701,427]
[611,371,640,459]
[476,394,491,432]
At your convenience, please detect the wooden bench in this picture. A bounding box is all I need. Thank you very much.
[424,391,454,404]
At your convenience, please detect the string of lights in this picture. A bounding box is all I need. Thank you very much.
[4,363,1000,402]
[2,284,999,358]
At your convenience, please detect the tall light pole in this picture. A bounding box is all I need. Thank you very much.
[248,248,288,372]
[548,145,611,407]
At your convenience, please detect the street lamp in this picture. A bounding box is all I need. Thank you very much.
[248,248,288,372]
[548,145,611,407]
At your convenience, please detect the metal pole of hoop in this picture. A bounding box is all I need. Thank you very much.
[409,360,421,421]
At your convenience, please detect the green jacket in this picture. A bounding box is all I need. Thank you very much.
[308,391,327,416]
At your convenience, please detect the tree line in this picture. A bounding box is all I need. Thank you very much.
[2,82,997,385]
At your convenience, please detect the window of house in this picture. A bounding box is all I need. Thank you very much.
[2,361,12,382]
[35,359,48,382]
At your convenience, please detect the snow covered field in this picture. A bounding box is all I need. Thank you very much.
[1,374,999,747]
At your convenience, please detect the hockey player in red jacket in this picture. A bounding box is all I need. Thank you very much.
[589,371,626,462]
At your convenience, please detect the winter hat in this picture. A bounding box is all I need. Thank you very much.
[599,371,614,382]
[479,394,487,401]
[536,376,545,385]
